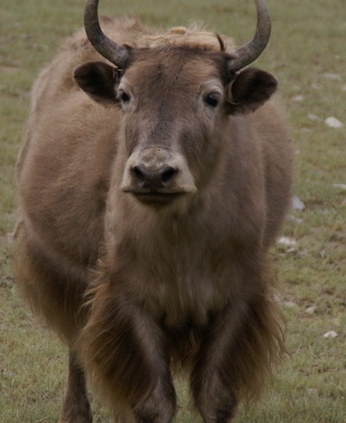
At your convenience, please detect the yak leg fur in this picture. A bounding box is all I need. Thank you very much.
[80,284,177,423]
[59,351,92,423]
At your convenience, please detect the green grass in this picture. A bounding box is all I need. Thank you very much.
[1,0,346,422]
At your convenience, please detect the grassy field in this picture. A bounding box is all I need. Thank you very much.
[1,0,345,422]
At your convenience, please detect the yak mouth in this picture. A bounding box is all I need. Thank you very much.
[125,189,186,207]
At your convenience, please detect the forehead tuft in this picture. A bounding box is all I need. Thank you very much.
[140,24,235,52]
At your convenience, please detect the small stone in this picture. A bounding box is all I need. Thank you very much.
[278,237,297,247]
[287,215,304,224]
[291,195,305,211]
[325,117,343,128]
[306,305,317,315]
[333,184,346,190]
[321,73,342,80]
[292,95,304,102]
[323,331,338,339]
[308,114,321,121]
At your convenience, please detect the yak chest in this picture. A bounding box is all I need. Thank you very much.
[131,243,232,329]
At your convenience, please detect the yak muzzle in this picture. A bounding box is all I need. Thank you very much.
[133,163,177,189]
[121,148,197,207]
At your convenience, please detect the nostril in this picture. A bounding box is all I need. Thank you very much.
[133,165,146,181]
[161,166,176,183]
[132,164,177,186]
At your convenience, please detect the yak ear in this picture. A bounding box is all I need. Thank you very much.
[74,61,123,105]
[225,68,278,114]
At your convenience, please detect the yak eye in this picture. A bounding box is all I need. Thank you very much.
[118,90,131,104]
[204,91,221,108]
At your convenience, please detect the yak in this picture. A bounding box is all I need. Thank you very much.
[14,0,292,422]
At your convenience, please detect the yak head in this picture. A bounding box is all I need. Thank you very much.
[75,0,277,209]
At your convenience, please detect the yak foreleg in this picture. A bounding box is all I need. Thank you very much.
[191,281,281,423]
[190,305,242,423]
[59,350,92,423]
[80,291,176,423]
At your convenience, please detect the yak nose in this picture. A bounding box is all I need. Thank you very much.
[132,164,177,188]
[121,148,197,197]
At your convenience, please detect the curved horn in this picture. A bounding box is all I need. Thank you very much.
[228,0,271,72]
[84,0,129,68]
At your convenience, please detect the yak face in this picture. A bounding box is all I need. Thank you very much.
[74,47,277,208]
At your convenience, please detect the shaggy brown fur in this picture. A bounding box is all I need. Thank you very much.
[14,15,292,423]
